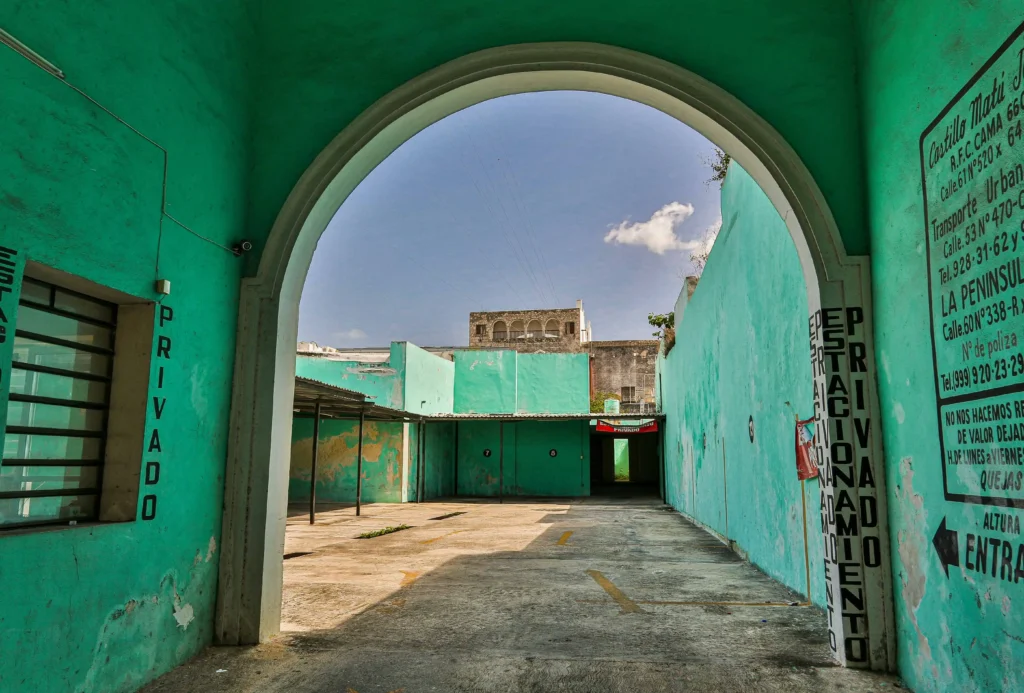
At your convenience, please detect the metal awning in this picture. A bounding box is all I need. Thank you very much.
[424,412,665,422]
[293,376,425,422]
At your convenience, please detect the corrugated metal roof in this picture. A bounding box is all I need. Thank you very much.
[425,412,663,421]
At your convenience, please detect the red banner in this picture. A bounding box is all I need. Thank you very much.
[795,417,818,481]
[596,420,659,434]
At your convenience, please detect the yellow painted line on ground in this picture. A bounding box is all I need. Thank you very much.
[574,598,810,607]
[399,570,420,587]
[585,569,644,614]
[420,529,467,545]
[557,531,573,545]
[637,600,811,607]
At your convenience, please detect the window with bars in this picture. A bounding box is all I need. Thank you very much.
[1,277,117,529]
[620,386,636,403]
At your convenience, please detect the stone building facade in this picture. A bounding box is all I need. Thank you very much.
[589,340,659,413]
[468,300,591,352]
[466,301,658,413]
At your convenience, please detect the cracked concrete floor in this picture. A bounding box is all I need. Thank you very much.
[143,496,902,693]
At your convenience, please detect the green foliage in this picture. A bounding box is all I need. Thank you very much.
[702,147,732,189]
[357,524,411,539]
[648,311,675,337]
[590,391,621,413]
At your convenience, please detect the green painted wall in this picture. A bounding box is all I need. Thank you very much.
[246,0,868,270]
[514,420,589,496]
[401,343,454,415]
[455,420,589,497]
[856,5,1024,690]
[0,2,251,691]
[515,353,590,414]
[296,349,403,409]
[12,1,1024,688]
[659,165,824,606]
[453,350,589,414]
[455,421,505,496]
[453,350,518,413]
[613,439,630,481]
[288,418,405,503]
[423,422,456,500]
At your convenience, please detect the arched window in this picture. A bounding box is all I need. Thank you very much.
[510,319,525,339]
[493,320,508,340]
[527,319,542,337]
[544,319,559,337]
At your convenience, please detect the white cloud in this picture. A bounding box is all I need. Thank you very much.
[603,202,700,255]
[332,328,367,342]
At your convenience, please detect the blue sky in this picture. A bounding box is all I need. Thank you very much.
[298,91,722,347]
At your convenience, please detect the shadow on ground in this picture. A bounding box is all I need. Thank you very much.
[142,497,899,693]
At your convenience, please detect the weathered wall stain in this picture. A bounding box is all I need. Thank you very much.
[658,165,824,605]
[289,419,405,503]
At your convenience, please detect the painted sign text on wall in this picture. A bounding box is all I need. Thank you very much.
[143,303,174,520]
[0,247,24,444]
[810,306,884,666]
[922,23,1024,508]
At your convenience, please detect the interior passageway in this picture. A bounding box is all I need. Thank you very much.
[145,498,895,692]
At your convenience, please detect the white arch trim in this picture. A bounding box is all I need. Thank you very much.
[218,42,892,672]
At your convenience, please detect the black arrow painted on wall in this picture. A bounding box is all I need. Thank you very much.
[932,517,960,578]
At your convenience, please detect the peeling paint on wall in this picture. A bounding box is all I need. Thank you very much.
[659,165,824,605]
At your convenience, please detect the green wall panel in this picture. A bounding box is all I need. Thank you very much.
[424,422,456,500]
[659,165,823,606]
[0,2,252,690]
[515,353,589,414]
[289,417,405,503]
[856,5,1024,690]
[402,343,454,415]
[456,420,588,497]
[514,421,588,496]
[613,439,629,481]
[296,351,403,410]
[453,350,517,413]
[456,421,504,497]
[246,0,868,269]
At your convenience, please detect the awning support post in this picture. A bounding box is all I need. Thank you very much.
[309,400,322,525]
[356,407,365,516]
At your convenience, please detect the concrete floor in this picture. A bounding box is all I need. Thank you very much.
[144,496,901,692]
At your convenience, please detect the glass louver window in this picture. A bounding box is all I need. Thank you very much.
[1,277,116,529]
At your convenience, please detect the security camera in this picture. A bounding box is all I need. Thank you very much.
[232,240,254,256]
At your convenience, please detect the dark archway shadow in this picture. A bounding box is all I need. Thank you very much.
[151,499,897,692]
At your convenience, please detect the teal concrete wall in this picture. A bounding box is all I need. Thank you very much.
[452,350,588,414]
[453,350,518,413]
[10,1,1024,689]
[423,422,456,499]
[516,353,590,414]
[659,165,824,606]
[297,343,454,414]
[613,439,630,481]
[289,418,405,503]
[246,1,868,272]
[857,5,1024,690]
[456,420,589,497]
[401,343,455,415]
[0,2,251,691]
[296,349,404,410]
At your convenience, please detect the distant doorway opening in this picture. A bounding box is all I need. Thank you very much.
[589,423,660,495]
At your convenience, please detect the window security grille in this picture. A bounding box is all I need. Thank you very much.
[1,277,116,529]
